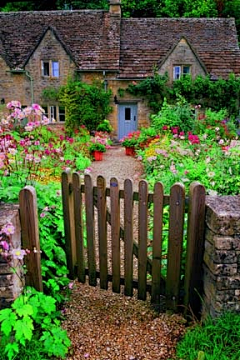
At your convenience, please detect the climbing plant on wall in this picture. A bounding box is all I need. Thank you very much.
[127,72,240,116]
[59,78,112,133]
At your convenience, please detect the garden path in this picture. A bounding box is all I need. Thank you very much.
[62,146,186,360]
[87,145,143,189]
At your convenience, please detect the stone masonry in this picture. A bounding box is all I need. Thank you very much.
[202,195,240,317]
[0,204,23,309]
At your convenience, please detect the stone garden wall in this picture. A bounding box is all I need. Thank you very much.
[202,195,240,317]
[0,204,24,309]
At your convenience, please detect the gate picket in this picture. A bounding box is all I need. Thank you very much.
[151,182,164,307]
[110,177,120,293]
[72,172,85,283]
[84,174,96,286]
[184,182,206,315]
[124,179,134,297]
[97,176,108,290]
[61,170,76,279]
[166,183,185,311]
[138,180,148,301]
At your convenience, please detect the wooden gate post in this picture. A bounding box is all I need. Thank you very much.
[19,186,43,292]
[61,170,77,279]
[184,182,206,316]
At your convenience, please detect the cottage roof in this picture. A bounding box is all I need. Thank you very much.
[120,18,240,79]
[0,10,121,71]
[0,11,239,79]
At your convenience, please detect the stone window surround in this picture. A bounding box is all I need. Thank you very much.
[41,60,60,78]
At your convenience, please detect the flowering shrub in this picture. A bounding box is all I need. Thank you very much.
[88,131,112,152]
[120,130,141,147]
[0,101,91,184]
[139,124,240,195]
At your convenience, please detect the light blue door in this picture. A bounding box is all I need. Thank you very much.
[118,103,138,140]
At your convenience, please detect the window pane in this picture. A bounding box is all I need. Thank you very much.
[50,106,57,122]
[183,66,190,75]
[173,66,181,80]
[125,108,131,121]
[43,62,50,76]
[42,106,48,116]
[52,61,59,77]
[59,106,65,122]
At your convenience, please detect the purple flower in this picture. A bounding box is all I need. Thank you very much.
[0,240,9,251]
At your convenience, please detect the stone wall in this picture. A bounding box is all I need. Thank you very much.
[0,204,23,309]
[202,195,240,317]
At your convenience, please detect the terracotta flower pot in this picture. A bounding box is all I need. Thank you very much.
[93,150,103,161]
[125,146,135,156]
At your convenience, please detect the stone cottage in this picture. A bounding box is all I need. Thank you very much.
[0,0,240,138]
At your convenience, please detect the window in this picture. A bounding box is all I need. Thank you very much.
[43,105,65,123]
[41,60,59,78]
[50,106,57,122]
[173,65,191,80]
[59,106,65,122]
[125,107,131,121]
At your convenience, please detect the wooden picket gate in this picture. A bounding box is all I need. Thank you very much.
[61,170,206,314]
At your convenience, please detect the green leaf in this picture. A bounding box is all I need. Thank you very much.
[13,302,34,318]
[13,317,34,344]
[4,342,19,360]
[0,309,17,337]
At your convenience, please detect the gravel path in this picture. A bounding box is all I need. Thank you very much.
[88,146,143,190]
[61,146,186,360]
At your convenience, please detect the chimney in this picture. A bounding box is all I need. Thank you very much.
[109,0,121,16]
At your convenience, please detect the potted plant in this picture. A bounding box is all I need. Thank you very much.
[89,141,106,161]
[120,131,140,156]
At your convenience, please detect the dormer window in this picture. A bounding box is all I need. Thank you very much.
[173,65,190,80]
[41,60,59,78]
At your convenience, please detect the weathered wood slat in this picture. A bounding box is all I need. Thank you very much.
[138,180,148,301]
[151,182,164,307]
[84,174,96,286]
[72,172,85,283]
[61,170,76,279]
[97,176,108,290]
[184,182,206,316]
[110,177,120,293]
[166,183,185,311]
[19,186,43,291]
[124,178,134,297]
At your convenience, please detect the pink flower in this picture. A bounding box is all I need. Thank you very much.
[171,127,179,135]
[10,249,26,260]
[1,223,15,236]
[0,240,9,251]
[40,212,46,218]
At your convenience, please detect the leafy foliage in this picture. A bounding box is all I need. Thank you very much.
[59,77,112,133]
[127,73,240,117]
[127,72,170,112]
[0,287,71,360]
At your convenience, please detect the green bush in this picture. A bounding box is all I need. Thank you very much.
[151,96,195,133]
[59,77,112,133]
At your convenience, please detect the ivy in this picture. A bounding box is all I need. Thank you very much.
[127,73,240,116]
[59,77,112,133]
